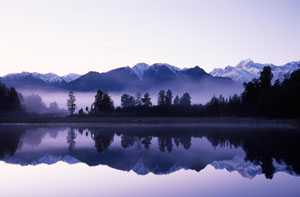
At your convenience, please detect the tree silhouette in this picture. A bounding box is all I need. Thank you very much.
[173,95,180,106]
[91,90,114,113]
[165,89,173,106]
[157,90,165,106]
[259,66,273,90]
[67,91,76,116]
[135,92,142,106]
[0,82,22,115]
[142,92,152,107]
[180,92,191,107]
[121,94,136,108]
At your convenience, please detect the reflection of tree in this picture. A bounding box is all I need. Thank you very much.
[115,126,300,179]
[67,128,76,152]
[0,128,24,159]
[141,136,152,150]
[49,130,59,139]
[179,136,191,150]
[91,130,114,152]
[158,137,173,152]
[121,135,135,148]
[173,137,180,147]
[78,128,84,135]
[204,128,300,179]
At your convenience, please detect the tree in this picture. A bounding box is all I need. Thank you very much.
[165,89,173,106]
[67,91,76,116]
[157,90,165,106]
[135,92,142,106]
[121,94,136,108]
[142,92,152,107]
[78,108,84,116]
[180,92,191,107]
[0,82,22,115]
[259,66,273,90]
[49,102,59,110]
[121,94,130,108]
[173,95,180,106]
[91,90,114,113]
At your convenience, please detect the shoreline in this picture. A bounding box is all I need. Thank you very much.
[0,116,299,127]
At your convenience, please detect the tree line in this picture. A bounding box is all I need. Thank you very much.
[67,65,300,118]
[0,82,23,115]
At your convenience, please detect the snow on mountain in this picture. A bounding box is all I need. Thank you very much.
[3,72,82,84]
[132,63,149,80]
[131,63,182,80]
[211,155,296,179]
[210,59,300,83]
[4,72,31,80]
[31,72,64,84]
[150,63,182,74]
[62,73,82,82]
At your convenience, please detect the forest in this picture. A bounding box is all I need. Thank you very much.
[1,65,300,118]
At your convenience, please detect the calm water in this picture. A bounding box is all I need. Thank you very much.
[0,123,299,196]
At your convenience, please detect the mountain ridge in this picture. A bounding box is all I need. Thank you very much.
[210,59,300,83]
[1,60,298,92]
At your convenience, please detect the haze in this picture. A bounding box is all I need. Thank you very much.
[0,0,299,76]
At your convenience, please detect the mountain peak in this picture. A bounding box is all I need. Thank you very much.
[210,60,299,83]
[62,73,81,82]
[132,63,149,79]
[151,63,182,74]
[237,58,254,68]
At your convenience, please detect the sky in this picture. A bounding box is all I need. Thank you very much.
[0,0,299,76]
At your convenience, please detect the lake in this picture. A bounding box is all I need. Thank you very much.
[0,122,299,196]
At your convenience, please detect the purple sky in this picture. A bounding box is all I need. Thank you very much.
[0,0,299,75]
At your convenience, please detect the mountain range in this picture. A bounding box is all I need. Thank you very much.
[210,59,300,83]
[0,59,299,92]
[0,63,235,92]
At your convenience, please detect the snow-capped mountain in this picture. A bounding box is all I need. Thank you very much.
[65,63,234,92]
[61,73,81,82]
[2,72,82,85]
[132,63,149,80]
[210,59,300,83]
[131,63,182,80]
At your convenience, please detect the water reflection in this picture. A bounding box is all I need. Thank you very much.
[0,123,299,179]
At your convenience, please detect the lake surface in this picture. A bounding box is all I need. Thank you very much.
[0,123,299,196]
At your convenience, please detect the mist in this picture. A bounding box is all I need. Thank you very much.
[21,93,67,115]
[18,82,243,113]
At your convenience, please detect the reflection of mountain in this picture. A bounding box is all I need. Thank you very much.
[211,155,296,179]
[0,124,299,179]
